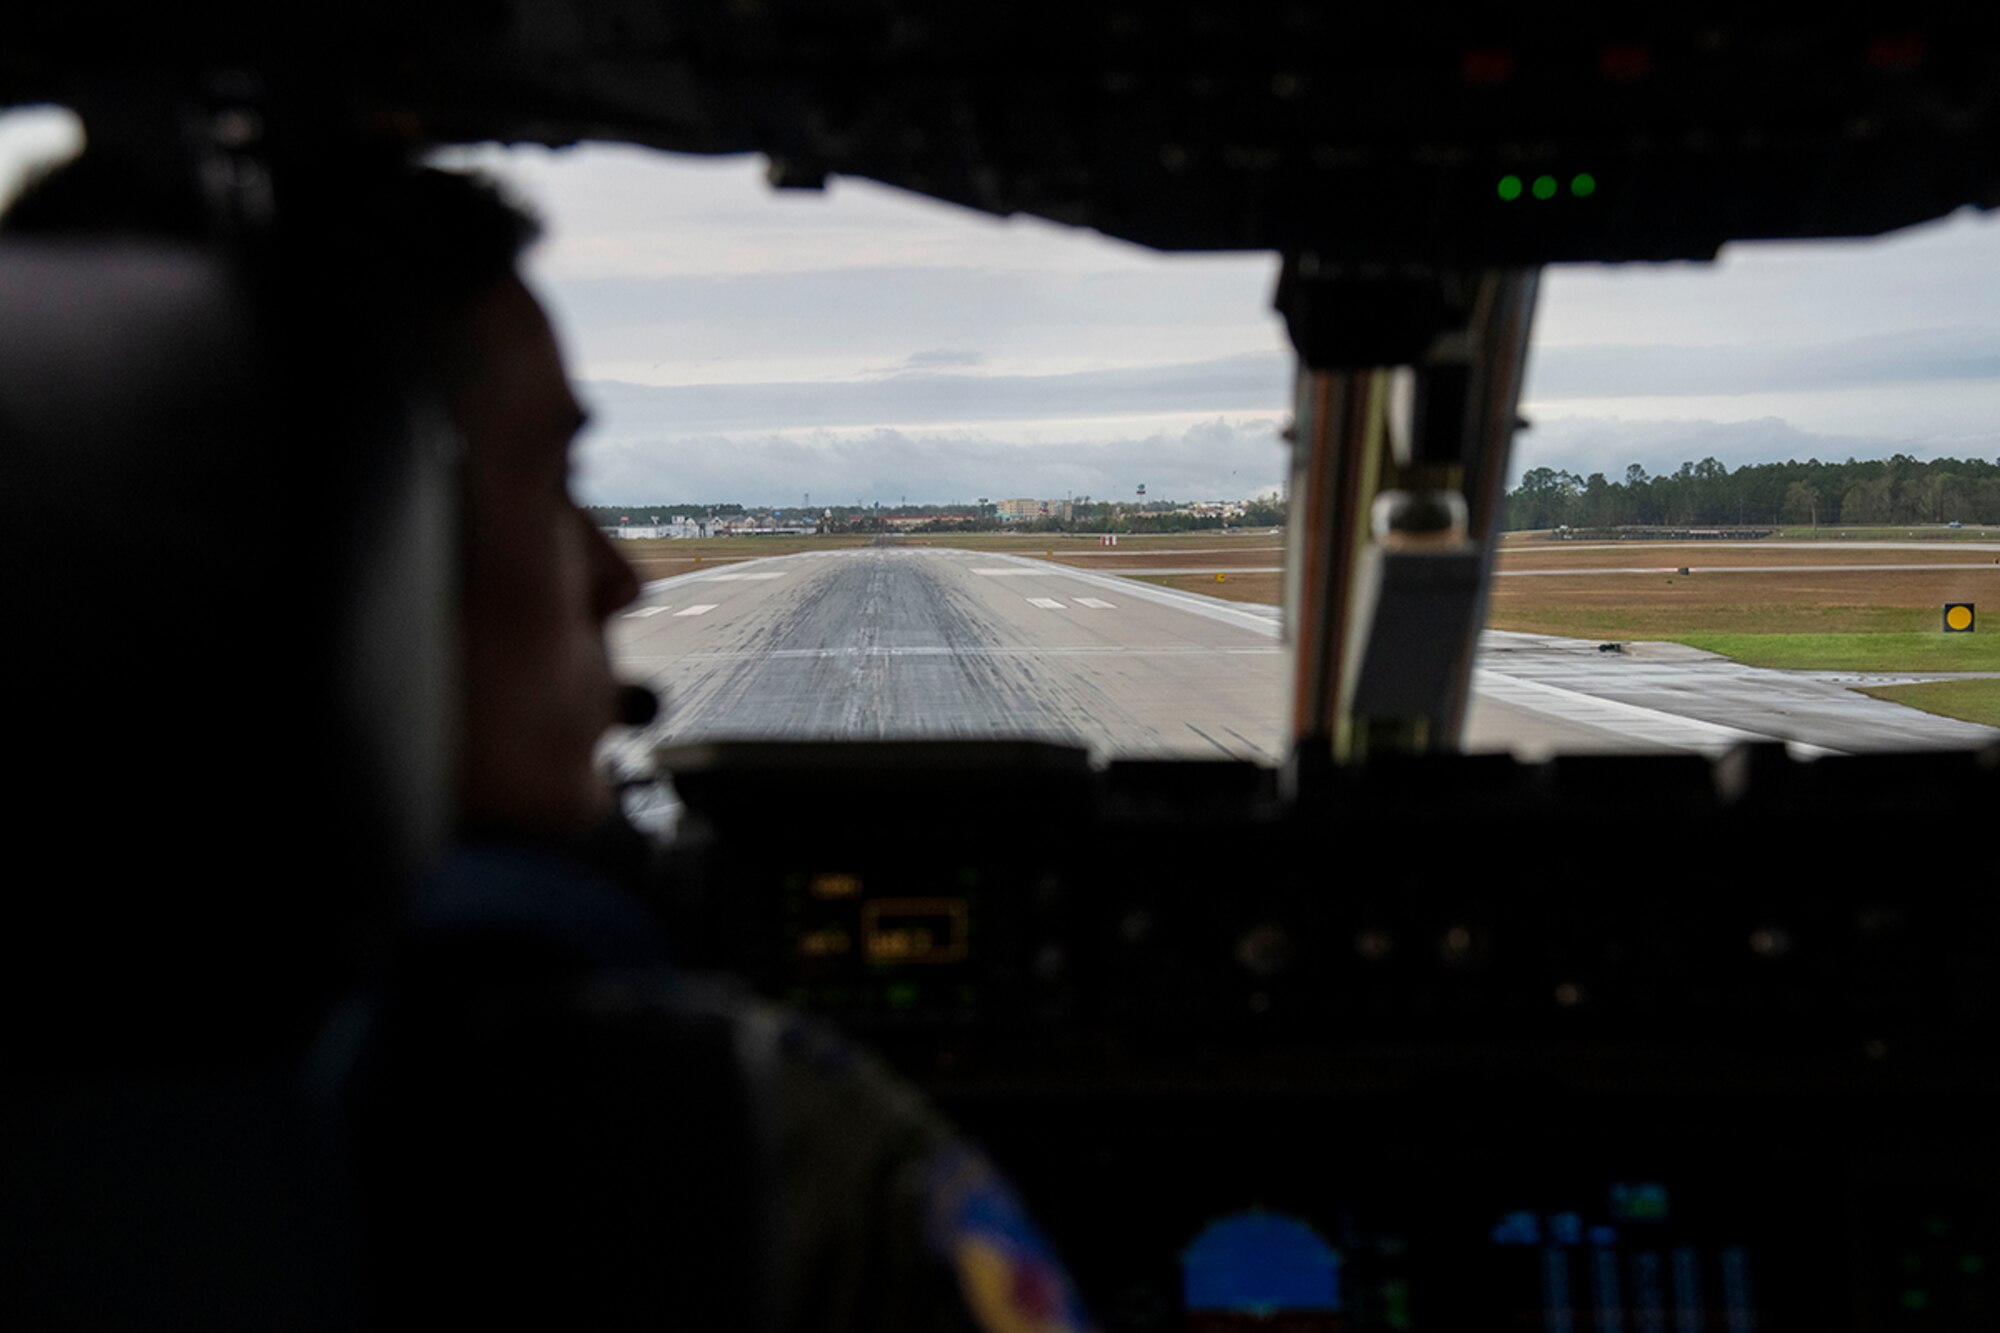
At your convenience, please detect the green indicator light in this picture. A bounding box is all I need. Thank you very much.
[1497,174,1523,201]
[1925,1217,1951,1239]
[1962,1255,1987,1276]
[1902,1289,1929,1311]
[1532,175,1558,200]
[1572,172,1597,197]
[886,981,919,1009]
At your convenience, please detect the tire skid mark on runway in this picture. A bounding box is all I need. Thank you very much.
[630,548,1285,757]
[1223,726,1281,763]
[653,550,1065,742]
[1182,722,1243,758]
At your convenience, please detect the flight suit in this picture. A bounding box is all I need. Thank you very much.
[346,841,1092,1333]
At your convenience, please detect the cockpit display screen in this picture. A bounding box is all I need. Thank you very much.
[1173,1181,1767,1333]
[781,868,985,1018]
[860,898,969,965]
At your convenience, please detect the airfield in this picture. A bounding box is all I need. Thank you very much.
[613,545,1289,761]
[608,532,2000,761]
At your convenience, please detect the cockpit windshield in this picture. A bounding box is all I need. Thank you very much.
[443,141,1995,770]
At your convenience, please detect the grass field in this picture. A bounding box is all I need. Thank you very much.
[1496,545,1988,570]
[1769,525,2000,541]
[615,532,873,578]
[1485,564,1998,640]
[1856,679,2000,728]
[1501,526,2000,544]
[1671,633,1997,671]
[1489,542,1999,726]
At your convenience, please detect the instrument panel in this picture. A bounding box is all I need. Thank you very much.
[653,740,1999,1331]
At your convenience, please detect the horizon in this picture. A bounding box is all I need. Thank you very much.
[587,450,2000,515]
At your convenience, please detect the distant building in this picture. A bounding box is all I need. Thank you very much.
[1175,500,1248,519]
[603,517,721,539]
[996,498,1072,523]
[880,514,974,530]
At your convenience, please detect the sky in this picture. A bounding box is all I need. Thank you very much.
[9,105,2000,506]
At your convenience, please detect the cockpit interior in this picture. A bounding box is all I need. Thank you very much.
[4,7,1995,1330]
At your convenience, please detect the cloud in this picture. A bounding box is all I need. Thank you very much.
[1524,326,2000,400]
[576,418,1290,506]
[574,351,1292,435]
[539,260,1288,388]
[899,348,985,370]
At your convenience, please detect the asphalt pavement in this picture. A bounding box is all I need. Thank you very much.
[608,546,1999,763]
[612,546,1288,761]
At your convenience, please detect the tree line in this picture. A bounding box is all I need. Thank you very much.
[1504,455,2000,531]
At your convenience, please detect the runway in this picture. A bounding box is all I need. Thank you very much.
[612,546,1288,762]
[608,546,1999,764]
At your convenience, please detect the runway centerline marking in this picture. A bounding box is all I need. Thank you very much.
[1026,597,1067,609]
[974,568,1050,576]
[623,606,670,618]
[1074,597,1116,609]
[674,604,720,617]
[698,572,786,581]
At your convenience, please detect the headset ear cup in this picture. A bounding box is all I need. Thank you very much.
[0,233,449,1066]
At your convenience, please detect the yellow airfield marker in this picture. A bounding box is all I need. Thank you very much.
[1944,603,1975,632]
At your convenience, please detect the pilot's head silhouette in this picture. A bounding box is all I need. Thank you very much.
[370,170,641,842]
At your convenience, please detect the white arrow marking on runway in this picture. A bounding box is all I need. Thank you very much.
[623,606,670,618]
[1027,597,1066,609]
[674,604,720,617]
[1073,597,1116,609]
